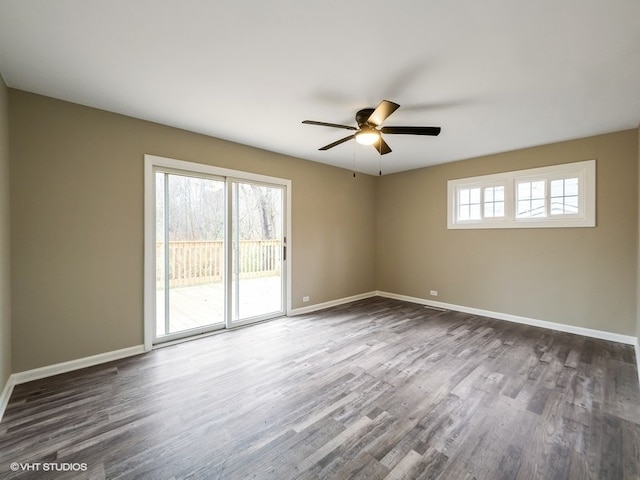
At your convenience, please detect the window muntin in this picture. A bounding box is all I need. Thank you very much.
[447,160,595,229]
[550,177,579,215]
[458,187,481,220]
[516,180,546,218]
[483,186,505,218]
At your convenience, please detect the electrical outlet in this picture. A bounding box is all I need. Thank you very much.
[430,290,438,297]
[303,296,310,302]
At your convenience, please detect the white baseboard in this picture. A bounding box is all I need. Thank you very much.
[377,291,638,346]
[289,291,377,316]
[0,374,15,424]
[11,345,145,386]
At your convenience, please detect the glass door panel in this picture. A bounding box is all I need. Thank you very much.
[231,181,284,324]
[156,172,225,339]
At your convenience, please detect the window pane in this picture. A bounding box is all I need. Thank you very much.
[517,200,530,216]
[458,187,481,221]
[459,204,469,220]
[518,181,545,201]
[531,181,545,199]
[484,203,494,218]
[484,187,494,202]
[531,199,546,216]
[469,188,481,203]
[484,199,505,218]
[483,186,505,219]
[517,180,546,218]
[550,179,564,197]
[550,200,564,215]
[564,206,578,214]
[518,199,546,218]
[518,182,531,200]
[565,178,579,196]
[469,203,481,220]
[550,177,580,216]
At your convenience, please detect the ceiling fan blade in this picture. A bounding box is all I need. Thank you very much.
[381,126,441,136]
[302,120,357,131]
[319,134,356,150]
[367,100,400,126]
[373,136,392,155]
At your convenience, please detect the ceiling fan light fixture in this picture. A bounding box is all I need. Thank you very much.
[355,128,380,146]
[302,99,441,155]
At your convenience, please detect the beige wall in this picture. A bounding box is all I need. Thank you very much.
[0,77,10,388]
[9,90,377,371]
[377,130,638,336]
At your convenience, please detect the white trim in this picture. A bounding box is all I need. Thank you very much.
[225,177,233,329]
[289,291,378,316]
[0,374,16,422]
[11,345,145,385]
[635,339,640,387]
[146,154,291,186]
[376,291,637,345]
[285,182,292,315]
[144,156,155,351]
[152,313,287,350]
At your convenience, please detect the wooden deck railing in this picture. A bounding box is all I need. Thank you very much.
[157,240,281,287]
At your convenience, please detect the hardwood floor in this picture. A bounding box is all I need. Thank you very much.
[1,297,639,479]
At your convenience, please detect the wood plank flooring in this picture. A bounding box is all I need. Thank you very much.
[1,297,639,479]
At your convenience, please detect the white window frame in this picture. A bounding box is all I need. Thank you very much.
[447,160,595,229]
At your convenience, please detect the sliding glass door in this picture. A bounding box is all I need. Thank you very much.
[231,181,284,326]
[151,166,287,344]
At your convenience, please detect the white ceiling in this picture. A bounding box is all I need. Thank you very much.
[1,1,639,175]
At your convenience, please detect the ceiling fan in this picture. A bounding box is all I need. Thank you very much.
[302,100,441,155]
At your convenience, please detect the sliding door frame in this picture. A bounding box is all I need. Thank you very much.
[143,154,292,351]
[228,178,287,328]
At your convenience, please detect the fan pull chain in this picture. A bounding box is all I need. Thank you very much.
[379,141,382,176]
[352,141,356,178]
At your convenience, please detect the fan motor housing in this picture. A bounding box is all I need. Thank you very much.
[355,108,375,127]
